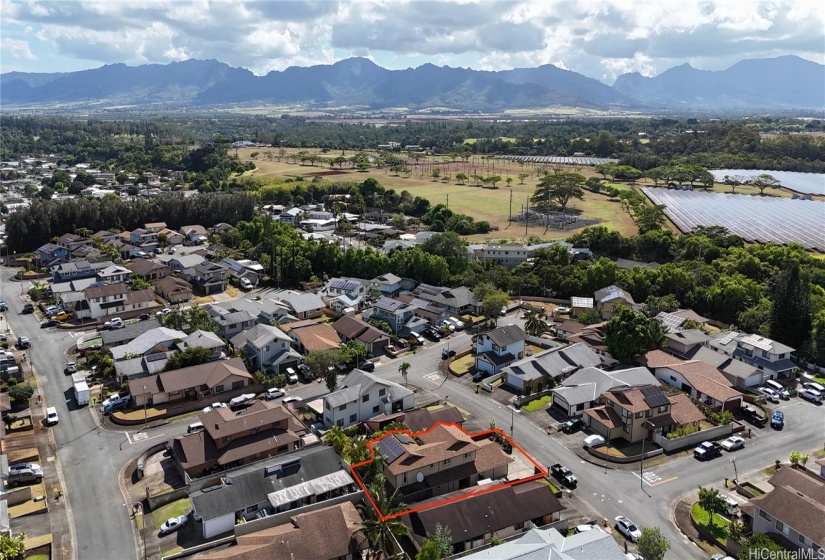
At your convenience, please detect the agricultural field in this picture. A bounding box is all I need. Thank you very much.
[236,147,639,240]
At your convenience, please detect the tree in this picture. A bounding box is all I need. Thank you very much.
[416,523,452,559]
[431,168,441,181]
[698,486,726,528]
[603,307,665,365]
[531,172,585,214]
[455,173,468,184]
[768,262,811,350]
[415,540,443,560]
[0,532,26,560]
[9,383,34,405]
[751,173,780,195]
[789,450,809,468]
[524,312,548,336]
[389,213,407,230]
[482,291,510,325]
[399,362,411,386]
[420,232,469,274]
[575,307,602,325]
[303,349,343,386]
[637,527,669,560]
[164,346,214,371]
[362,473,409,558]
[517,172,529,184]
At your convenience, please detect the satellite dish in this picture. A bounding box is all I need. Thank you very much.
[416,472,424,483]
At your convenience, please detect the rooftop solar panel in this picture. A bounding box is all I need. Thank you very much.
[641,386,670,408]
[718,332,738,346]
[374,436,405,464]
[145,353,167,363]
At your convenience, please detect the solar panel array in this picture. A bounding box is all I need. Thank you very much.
[710,169,825,196]
[642,188,825,251]
[740,334,773,352]
[656,312,686,333]
[414,284,442,296]
[641,386,670,408]
[374,436,405,464]
[330,279,358,291]
[718,332,738,346]
[498,155,619,166]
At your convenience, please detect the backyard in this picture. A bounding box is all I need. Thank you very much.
[522,395,552,413]
[151,497,192,528]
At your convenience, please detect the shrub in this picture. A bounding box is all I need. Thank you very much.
[8,383,34,404]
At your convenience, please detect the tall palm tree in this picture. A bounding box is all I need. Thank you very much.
[524,312,548,337]
[362,474,409,558]
[399,362,411,387]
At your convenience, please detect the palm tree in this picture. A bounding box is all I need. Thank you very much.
[362,474,409,558]
[524,312,548,337]
[399,362,411,387]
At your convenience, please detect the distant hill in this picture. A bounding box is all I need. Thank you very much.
[613,55,825,109]
[2,55,822,112]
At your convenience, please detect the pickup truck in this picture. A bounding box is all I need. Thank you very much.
[550,463,578,489]
[739,404,767,427]
[693,441,723,461]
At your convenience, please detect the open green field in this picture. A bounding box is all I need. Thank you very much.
[238,148,639,240]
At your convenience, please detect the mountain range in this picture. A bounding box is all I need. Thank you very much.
[1,55,822,112]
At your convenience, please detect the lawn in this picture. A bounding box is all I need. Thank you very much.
[450,354,475,376]
[112,407,166,422]
[151,497,192,528]
[522,395,552,413]
[691,503,729,543]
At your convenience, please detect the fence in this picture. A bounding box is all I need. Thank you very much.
[652,423,733,453]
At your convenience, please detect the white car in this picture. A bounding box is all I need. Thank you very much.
[104,317,124,330]
[156,308,172,316]
[202,402,227,413]
[447,317,465,330]
[614,516,642,542]
[229,393,256,408]
[555,306,571,315]
[802,381,825,393]
[759,387,780,403]
[583,434,605,448]
[282,396,302,405]
[9,462,41,472]
[46,407,59,425]
[799,389,823,403]
[101,393,128,408]
[722,495,740,516]
[159,515,188,535]
[264,388,285,400]
[720,436,745,452]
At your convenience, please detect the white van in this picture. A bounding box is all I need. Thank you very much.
[765,380,790,399]
[722,495,740,516]
[187,422,204,434]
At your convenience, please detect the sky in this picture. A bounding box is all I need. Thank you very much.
[1,0,823,84]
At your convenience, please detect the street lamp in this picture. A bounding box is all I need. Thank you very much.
[730,457,739,487]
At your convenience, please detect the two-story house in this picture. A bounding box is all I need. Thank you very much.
[584,384,674,443]
[278,207,304,225]
[749,465,825,552]
[320,277,371,313]
[183,261,229,295]
[271,290,326,320]
[411,284,480,315]
[661,330,764,388]
[371,273,412,297]
[180,224,208,245]
[164,254,205,272]
[74,283,155,320]
[56,233,92,254]
[143,221,167,233]
[550,366,658,417]
[110,326,188,361]
[127,259,171,282]
[36,242,70,265]
[369,297,417,335]
[176,330,225,361]
[168,399,307,479]
[230,324,302,374]
[322,369,414,428]
[644,352,744,411]
[501,342,602,394]
[220,258,259,288]
[475,325,526,376]
[96,264,131,284]
[129,227,159,249]
[594,285,636,320]
[206,306,256,338]
[51,259,114,282]
[375,423,514,504]
[732,333,797,380]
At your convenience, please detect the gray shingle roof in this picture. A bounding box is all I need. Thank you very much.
[101,318,160,346]
[110,327,187,360]
[552,366,657,406]
[230,323,290,350]
[486,324,526,347]
[177,330,224,351]
[503,343,601,383]
[459,525,628,560]
[273,290,326,314]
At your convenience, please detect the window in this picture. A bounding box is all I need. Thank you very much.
[799,534,813,546]
[246,504,259,513]
[442,458,451,466]
[336,419,344,427]
[513,522,525,530]
[646,410,653,418]
[623,424,630,434]
[232,380,244,389]
[349,414,357,423]
[214,385,225,393]
[622,409,631,418]
[222,435,231,443]
[669,375,677,382]
[373,405,380,413]
[658,405,668,413]
[430,463,435,469]
[464,453,471,459]
[362,395,369,403]
[325,402,331,411]
[635,411,643,419]
[776,520,790,536]
[402,473,407,484]
[338,405,347,412]
[325,416,332,424]
[759,510,773,522]
[379,388,386,397]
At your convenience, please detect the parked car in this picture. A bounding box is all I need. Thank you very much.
[447,317,465,330]
[45,407,59,425]
[65,362,77,374]
[583,434,605,448]
[441,348,456,360]
[9,462,40,473]
[103,400,129,415]
[550,463,578,489]
[104,317,124,330]
[18,336,30,348]
[22,303,34,314]
[694,441,723,460]
[438,320,455,332]
[156,308,172,317]
[0,300,7,311]
[264,388,285,400]
[229,393,257,408]
[202,402,227,413]
[282,396,302,405]
[614,516,642,542]
[159,515,188,535]
[500,306,508,316]
[7,466,43,486]
[722,495,740,516]
[720,436,745,452]
[472,371,491,382]
[770,410,784,429]
[739,404,767,426]
[45,305,61,317]
[554,306,571,315]
[802,381,825,393]
[239,277,253,291]
[422,328,441,341]
[759,387,780,403]
[41,319,58,328]
[53,311,73,321]
[168,247,176,254]
[561,418,584,434]
[358,361,375,373]
[101,393,129,408]
[286,367,299,383]
[799,389,823,403]
[137,313,150,321]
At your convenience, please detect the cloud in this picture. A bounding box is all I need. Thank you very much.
[1,38,37,60]
[0,0,821,82]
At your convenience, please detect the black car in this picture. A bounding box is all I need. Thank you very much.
[770,410,784,429]
[441,349,456,360]
[358,361,375,373]
[22,303,34,314]
[423,328,441,341]
[472,371,491,383]
[103,399,130,415]
[40,319,58,329]
[561,418,584,434]
[138,313,150,321]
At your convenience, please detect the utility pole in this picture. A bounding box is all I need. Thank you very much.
[509,189,513,222]
[525,198,529,236]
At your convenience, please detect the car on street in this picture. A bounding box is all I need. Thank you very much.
[422,328,441,341]
[0,300,7,311]
[447,317,465,330]
[7,466,43,486]
[550,463,578,489]
[441,348,456,360]
[159,515,189,535]
[358,361,375,372]
[583,434,605,448]
[720,436,745,452]
[138,313,150,321]
[229,393,256,408]
[104,317,124,330]
[264,388,285,400]
[799,389,823,403]
[41,319,58,328]
[22,303,34,314]
[65,362,77,374]
[500,306,508,316]
[202,402,227,413]
[561,418,584,434]
[282,396,302,405]
[45,407,59,425]
[17,336,30,348]
[759,387,780,403]
[614,516,642,542]
[156,308,173,316]
[694,441,723,460]
[770,410,784,429]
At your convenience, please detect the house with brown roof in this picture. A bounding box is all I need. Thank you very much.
[403,480,564,554]
[647,356,744,411]
[56,232,92,253]
[584,384,677,443]
[364,406,465,434]
[128,357,253,408]
[194,501,366,560]
[169,399,306,478]
[332,315,390,356]
[127,259,171,281]
[144,221,167,233]
[749,466,825,551]
[554,319,585,340]
[154,275,193,304]
[284,321,341,354]
[376,423,514,504]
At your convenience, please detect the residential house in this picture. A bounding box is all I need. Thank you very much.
[550,366,658,417]
[207,306,256,338]
[320,277,371,313]
[217,297,293,326]
[368,297,417,335]
[398,295,448,327]
[502,343,602,393]
[181,224,208,245]
[458,525,628,560]
[643,351,744,411]
[91,230,120,244]
[664,329,712,356]
[114,352,173,383]
[271,290,326,320]
[209,222,234,235]
[661,330,764,388]
[110,327,187,361]
[96,264,131,284]
[56,233,92,254]
[101,318,161,348]
[570,297,594,317]
[221,258,259,287]
[188,446,359,539]
[593,285,636,320]
[554,320,585,340]
[74,283,155,320]
[376,423,514,503]
[230,324,301,374]
[51,260,114,282]
[128,357,253,408]
[70,245,106,262]
[365,406,465,434]
[127,259,171,282]
[475,325,526,376]
[154,276,193,304]
[284,321,341,354]
[332,315,391,356]
[404,481,565,554]
[371,272,413,297]
[565,324,613,361]
[278,207,304,225]
[159,228,184,246]
[322,369,414,428]
[183,261,229,295]
[730,333,797,380]
[584,384,676,443]
[176,330,225,361]
[411,284,481,315]
[749,465,825,551]
[37,242,70,265]
[143,221,167,233]
[168,399,306,479]
[129,227,159,249]
[469,241,571,269]
[656,309,709,333]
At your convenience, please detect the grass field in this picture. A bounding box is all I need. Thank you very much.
[151,498,192,527]
[522,395,552,413]
[691,503,730,543]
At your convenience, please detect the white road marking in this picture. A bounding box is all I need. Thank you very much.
[424,373,442,384]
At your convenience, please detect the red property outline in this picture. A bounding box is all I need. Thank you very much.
[351,422,548,521]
